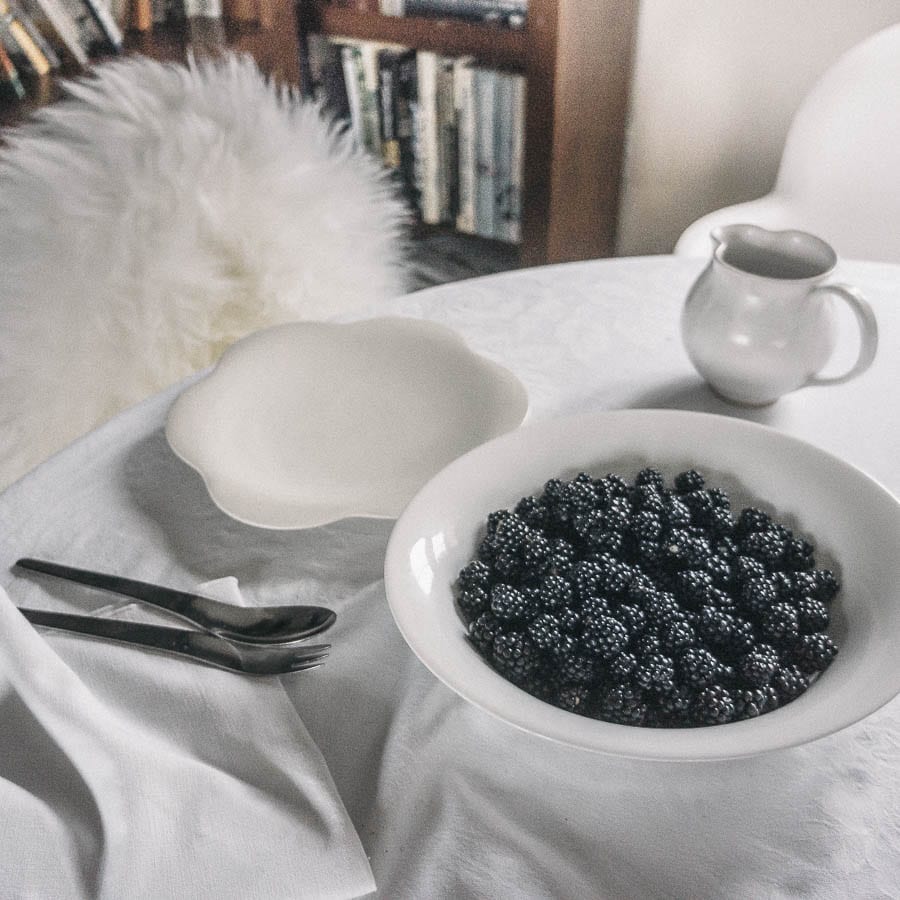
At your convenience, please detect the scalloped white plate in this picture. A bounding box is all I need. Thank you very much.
[164,318,528,529]
[384,409,900,760]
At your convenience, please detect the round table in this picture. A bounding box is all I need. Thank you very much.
[1,255,898,899]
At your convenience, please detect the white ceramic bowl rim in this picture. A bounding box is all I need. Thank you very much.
[384,408,900,760]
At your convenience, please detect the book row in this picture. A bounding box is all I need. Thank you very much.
[304,36,527,243]
[331,0,527,29]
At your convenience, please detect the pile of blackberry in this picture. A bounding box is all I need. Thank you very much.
[454,468,839,727]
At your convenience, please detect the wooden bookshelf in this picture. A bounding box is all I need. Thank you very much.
[298,0,639,265]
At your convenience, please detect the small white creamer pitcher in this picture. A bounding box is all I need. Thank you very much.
[681,224,878,405]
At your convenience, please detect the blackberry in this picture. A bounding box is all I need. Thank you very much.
[760,602,800,645]
[490,584,536,622]
[635,631,663,658]
[722,618,757,658]
[626,572,657,604]
[635,467,666,491]
[788,571,819,602]
[557,606,581,633]
[694,684,735,725]
[677,647,722,688]
[597,556,633,595]
[522,531,552,572]
[457,560,492,592]
[634,653,676,691]
[600,473,630,498]
[555,684,592,714]
[514,494,548,530]
[527,613,564,650]
[559,653,599,685]
[660,619,697,654]
[814,569,840,603]
[707,507,736,535]
[735,556,767,585]
[492,632,539,682]
[608,651,639,681]
[469,612,502,652]
[714,535,740,561]
[457,586,489,621]
[673,569,714,607]
[708,587,735,609]
[644,591,684,628]
[665,497,693,529]
[696,606,736,646]
[632,484,667,514]
[595,684,647,725]
[734,687,770,719]
[791,632,838,674]
[741,529,786,567]
[580,595,612,621]
[658,686,693,721]
[630,509,664,542]
[582,615,630,660]
[546,538,575,574]
[584,528,625,556]
[665,531,712,568]
[736,506,772,536]
[682,489,714,522]
[773,664,810,702]
[674,469,705,493]
[570,560,604,601]
[603,497,632,532]
[707,487,731,510]
[796,596,829,633]
[784,537,816,571]
[739,575,778,616]
[616,603,647,636]
[738,643,780,686]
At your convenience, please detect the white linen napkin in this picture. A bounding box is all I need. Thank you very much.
[0,578,375,900]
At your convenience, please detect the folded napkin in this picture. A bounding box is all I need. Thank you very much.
[0,578,375,900]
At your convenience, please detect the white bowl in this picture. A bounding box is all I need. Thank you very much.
[165,318,528,529]
[384,409,900,760]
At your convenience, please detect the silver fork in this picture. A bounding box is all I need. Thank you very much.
[18,607,330,676]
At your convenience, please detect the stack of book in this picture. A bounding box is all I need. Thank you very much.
[305,35,526,243]
[378,0,526,29]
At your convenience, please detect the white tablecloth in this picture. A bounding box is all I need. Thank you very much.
[1,255,898,898]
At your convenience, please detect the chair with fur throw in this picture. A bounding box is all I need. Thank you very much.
[0,53,410,490]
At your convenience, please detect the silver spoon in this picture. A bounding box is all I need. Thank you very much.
[15,558,336,644]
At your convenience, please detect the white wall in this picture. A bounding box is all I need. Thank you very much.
[616,0,900,256]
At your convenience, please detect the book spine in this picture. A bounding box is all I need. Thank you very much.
[415,50,441,225]
[183,0,222,16]
[492,70,512,242]
[130,0,152,29]
[0,0,51,73]
[8,0,60,67]
[340,43,367,150]
[453,56,475,233]
[403,0,526,25]
[81,0,122,50]
[435,54,456,223]
[377,48,400,169]
[358,41,382,156]
[472,66,496,239]
[26,0,88,65]
[0,37,25,97]
[394,48,419,209]
[507,72,525,243]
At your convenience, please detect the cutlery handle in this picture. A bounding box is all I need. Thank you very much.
[17,557,211,622]
[18,607,206,658]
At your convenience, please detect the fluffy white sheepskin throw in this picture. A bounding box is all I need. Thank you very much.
[0,53,410,489]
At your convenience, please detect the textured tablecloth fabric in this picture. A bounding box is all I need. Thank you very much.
[0,573,375,900]
[0,256,898,899]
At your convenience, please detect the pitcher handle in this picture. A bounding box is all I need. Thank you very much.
[807,283,879,387]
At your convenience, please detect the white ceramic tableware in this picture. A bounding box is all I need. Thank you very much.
[165,318,528,529]
[681,225,878,405]
[384,409,900,761]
